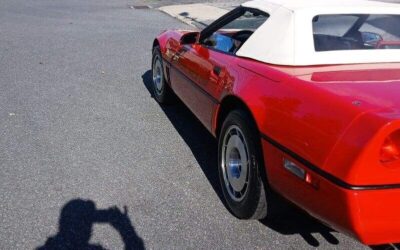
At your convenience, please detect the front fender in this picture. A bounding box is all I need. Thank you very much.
[154,30,195,61]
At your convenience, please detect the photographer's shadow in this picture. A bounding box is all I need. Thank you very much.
[37,199,145,250]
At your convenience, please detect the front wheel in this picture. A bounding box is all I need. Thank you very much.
[151,46,175,104]
[218,109,268,219]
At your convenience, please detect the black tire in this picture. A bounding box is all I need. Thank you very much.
[151,46,175,104]
[218,109,268,219]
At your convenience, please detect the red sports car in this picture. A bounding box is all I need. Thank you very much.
[151,0,400,246]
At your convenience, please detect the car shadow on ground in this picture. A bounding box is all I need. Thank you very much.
[142,70,342,247]
[371,245,400,250]
[37,199,145,250]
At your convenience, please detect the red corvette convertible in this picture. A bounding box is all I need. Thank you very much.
[151,0,400,246]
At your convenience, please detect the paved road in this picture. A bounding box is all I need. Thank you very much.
[134,0,243,8]
[136,0,400,7]
[0,0,370,249]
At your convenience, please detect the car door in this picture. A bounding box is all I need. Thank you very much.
[169,7,269,131]
[169,42,229,131]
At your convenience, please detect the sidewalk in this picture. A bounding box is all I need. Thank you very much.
[159,3,234,28]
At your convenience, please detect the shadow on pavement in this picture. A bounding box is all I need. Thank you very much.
[142,70,340,247]
[370,244,400,250]
[37,199,145,250]
[260,196,339,247]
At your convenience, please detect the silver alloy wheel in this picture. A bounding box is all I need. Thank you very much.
[221,125,250,202]
[152,55,163,95]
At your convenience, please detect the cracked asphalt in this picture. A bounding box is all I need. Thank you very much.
[0,0,370,249]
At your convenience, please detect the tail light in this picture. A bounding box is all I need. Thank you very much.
[380,131,400,163]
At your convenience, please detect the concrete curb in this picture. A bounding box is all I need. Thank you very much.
[159,3,228,28]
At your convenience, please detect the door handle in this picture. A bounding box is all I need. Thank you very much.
[213,66,222,76]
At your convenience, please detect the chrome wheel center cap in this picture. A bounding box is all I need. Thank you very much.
[228,149,242,179]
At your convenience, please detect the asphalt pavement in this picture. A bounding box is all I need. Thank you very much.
[0,0,370,249]
[132,0,243,8]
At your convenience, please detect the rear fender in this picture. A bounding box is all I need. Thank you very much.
[325,109,400,186]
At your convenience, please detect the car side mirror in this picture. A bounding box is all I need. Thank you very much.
[180,32,200,45]
[361,32,383,47]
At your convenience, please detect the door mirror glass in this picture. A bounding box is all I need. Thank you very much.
[180,32,200,45]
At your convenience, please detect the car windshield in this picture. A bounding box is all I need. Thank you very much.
[313,14,400,52]
[202,9,269,54]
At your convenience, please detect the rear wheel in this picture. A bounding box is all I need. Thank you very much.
[218,109,268,219]
[152,46,175,104]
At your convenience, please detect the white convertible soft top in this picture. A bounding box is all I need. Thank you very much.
[236,0,400,66]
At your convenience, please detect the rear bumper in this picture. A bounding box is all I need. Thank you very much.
[302,175,400,245]
[353,188,400,245]
[262,138,400,245]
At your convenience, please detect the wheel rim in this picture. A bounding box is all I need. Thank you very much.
[152,55,163,95]
[221,125,250,202]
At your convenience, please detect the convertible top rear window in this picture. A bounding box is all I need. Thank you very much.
[313,14,400,52]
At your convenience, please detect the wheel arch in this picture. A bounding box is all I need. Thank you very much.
[215,95,261,139]
[152,39,160,50]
